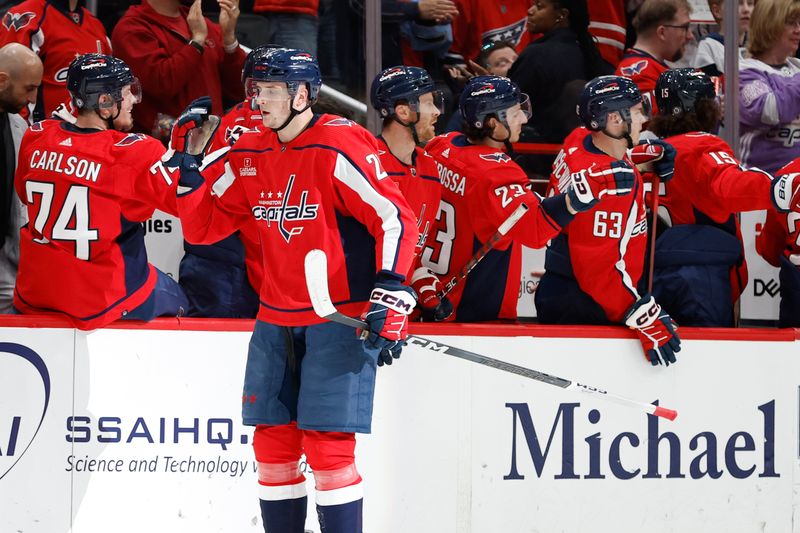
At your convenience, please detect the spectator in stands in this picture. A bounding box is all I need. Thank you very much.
[509,0,612,175]
[477,41,518,77]
[445,0,530,68]
[111,0,246,140]
[0,0,112,122]
[739,0,800,175]
[693,0,753,78]
[252,0,319,56]
[616,0,694,114]
[0,43,41,313]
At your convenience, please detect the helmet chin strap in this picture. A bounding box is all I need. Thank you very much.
[601,121,634,149]
[488,119,514,154]
[394,111,423,147]
[270,94,312,133]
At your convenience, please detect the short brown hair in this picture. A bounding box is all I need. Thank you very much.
[748,0,800,57]
[633,0,692,35]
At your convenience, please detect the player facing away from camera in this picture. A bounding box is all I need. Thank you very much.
[536,75,682,367]
[167,49,418,533]
[14,53,187,329]
[421,75,635,322]
[648,67,790,327]
[370,65,454,322]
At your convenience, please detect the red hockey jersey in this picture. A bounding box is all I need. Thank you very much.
[14,120,177,329]
[448,0,530,63]
[659,132,775,300]
[374,136,441,274]
[422,132,565,321]
[0,0,111,121]
[177,114,418,326]
[615,48,669,115]
[547,132,647,322]
[756,158,800,268]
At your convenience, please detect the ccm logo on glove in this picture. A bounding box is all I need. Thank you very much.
[369,288,415,315]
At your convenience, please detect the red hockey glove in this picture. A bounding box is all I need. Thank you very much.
[630,139,676,181]
[410,267,454,321]
[168,96,214,154]
[771,172,800,213]
[567,159,635,212]
[625,295,681,367]
[360,276,417,366]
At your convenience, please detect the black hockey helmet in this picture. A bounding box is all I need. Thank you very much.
[67,53,140,111]
[246,48,322,104]
[370,65,443,117]
[460,75,530,129]
[242,44,280,84]
[578,75,645,131]
[655,68,716,116]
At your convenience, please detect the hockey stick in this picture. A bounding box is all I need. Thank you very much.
[647,176,660,293]
[304,249,677,421]
[438,202,530,298]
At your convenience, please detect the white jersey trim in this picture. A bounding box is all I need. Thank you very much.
[212,161,237,197]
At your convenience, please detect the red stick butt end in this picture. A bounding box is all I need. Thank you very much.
[653,406,678,421]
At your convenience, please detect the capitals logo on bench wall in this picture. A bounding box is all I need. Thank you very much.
[2,12,36,32]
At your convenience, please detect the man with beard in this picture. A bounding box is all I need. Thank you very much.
[111,0,245,137]
[0,43,41,312]
[370,65,453,322]
[616,0,694,115]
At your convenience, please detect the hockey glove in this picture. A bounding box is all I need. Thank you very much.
[771,172,800,213]
[410,267,454,322]
[631,139,676,181]
[624,294,681,367]
[567,160,635,212]
[360,275,417,367]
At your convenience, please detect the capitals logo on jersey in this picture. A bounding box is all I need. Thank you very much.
[620,60,648,78]
[2,11,36,32]
[114,133,146,147]
[252,174,320,242]
[479,152,511,163]
[483,17,527,47]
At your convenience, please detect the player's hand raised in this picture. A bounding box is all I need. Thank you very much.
[625,295,681,367]
[771,172,800,213]
[631,139,676,181]
[359,276,417,367]
[566,159,635,212]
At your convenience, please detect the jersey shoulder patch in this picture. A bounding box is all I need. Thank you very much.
[479,152,511,163]
[115,133,146,147]
[323,117,354,127]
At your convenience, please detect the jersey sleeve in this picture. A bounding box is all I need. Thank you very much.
[0,5,42,50]
[695,138,775,215]
[329,131,418,279]
[114,136,181,218]
[756,208,788,268]
[175,147,252,244]
[739,67,800,128]
[474,164,563,249]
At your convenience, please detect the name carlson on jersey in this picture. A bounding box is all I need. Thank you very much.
[29,150,102,182]
[436,162,466,196]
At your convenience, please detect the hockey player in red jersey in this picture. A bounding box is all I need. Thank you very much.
[0,0,112,121]
[169,49,417,533]
[616,0,694,114]
[422,75,635,322]
[14,53,187,329]
[647,68,788,326]
[370,65,453,322]
[756,163,800,327]
[536,75,681,367]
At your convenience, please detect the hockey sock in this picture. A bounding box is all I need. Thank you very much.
[254,423,308,533]
[303,431,363,533]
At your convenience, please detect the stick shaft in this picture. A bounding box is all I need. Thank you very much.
[647,176,660,294]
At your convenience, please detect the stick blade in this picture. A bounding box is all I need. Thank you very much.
[304,249,337,318]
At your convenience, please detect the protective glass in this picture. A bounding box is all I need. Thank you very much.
[517,93,532,119]
[245,79,291,103]
[124,78,142,104]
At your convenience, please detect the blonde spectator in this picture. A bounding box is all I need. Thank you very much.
[739,0,800,174]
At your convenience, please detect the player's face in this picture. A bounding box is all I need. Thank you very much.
[527,0,564,34]
[663,8,694,62]
[627,103,648,144]
[485,47,518,77]
[413,91,443,143]
[502,95,531,143]
[111,85,138,132]
[253,81,294,128]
